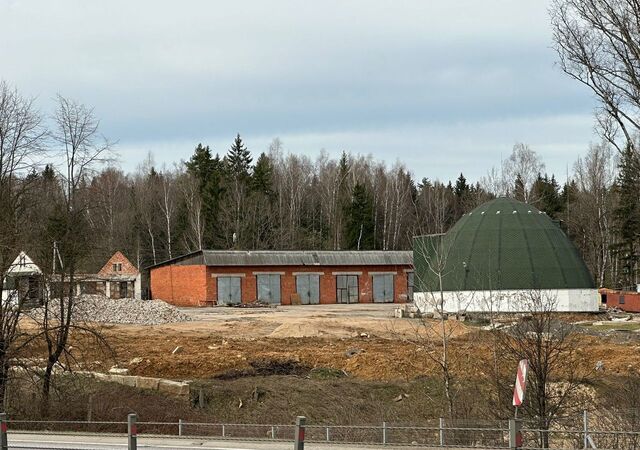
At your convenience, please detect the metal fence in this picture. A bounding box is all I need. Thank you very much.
[4,413,640,449]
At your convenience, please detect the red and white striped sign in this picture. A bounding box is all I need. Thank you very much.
[512,359,529,407]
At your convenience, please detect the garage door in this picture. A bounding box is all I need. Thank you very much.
[372,274,394,303]
[296,274,320,305]
[217,277,241,305]
[257,274,281,304]
[337,275,358,304]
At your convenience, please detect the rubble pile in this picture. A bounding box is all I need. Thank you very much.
[31,295,191,325]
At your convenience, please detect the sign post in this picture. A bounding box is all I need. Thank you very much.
[511,359,528,449]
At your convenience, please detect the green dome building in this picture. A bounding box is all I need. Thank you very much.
[412,197,598,312]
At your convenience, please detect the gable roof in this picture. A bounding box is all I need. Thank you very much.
[98,251,139,276]
[6,251,42,276]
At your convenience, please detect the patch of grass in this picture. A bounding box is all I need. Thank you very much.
[309,367,347,379]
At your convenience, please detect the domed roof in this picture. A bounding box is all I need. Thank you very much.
[413,197,595,292]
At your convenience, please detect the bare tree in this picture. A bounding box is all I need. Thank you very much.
[0,82,46,410]
[551,0,640,151]
[157,168,177,259]
[133,155,161,265]
[502,143,545,202]
[176,169,204,252]
[411,233,467,418]
[569,143,617,285]
[37,95,112,415]
[492,291,593,448]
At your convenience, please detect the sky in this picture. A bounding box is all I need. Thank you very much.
[0,0,598,182]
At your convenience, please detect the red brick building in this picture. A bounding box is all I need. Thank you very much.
[77,251,142,299]
[149,250,413,307]
[600,288,640,312]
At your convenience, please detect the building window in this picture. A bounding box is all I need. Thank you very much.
[620,295,625,305]
[256,274,281,304]
[296,274,320,305]
[407,272,414,302]
[336,275,358,304]
[372,274,394,303]
[113,263,122,272]
[217,276,242,305]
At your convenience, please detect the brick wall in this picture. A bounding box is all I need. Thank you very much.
[152,263,413,307]
[602,289,640,313]
[98,251,139,277]
[206,265,412,305]
[150,265,208,306]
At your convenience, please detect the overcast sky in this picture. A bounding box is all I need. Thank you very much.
[1,0,598,182]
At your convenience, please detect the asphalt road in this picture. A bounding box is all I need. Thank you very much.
[8,432,448,450]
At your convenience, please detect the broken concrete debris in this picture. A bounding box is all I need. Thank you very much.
[30,295,191,325]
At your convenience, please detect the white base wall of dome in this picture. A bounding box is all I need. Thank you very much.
[414,288,600,313]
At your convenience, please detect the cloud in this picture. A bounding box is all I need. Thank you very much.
[115,113,595,183]
[1,0,598,181]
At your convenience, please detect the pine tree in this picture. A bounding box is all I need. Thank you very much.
[226,133,252,181]
[186,144,214,182]
[532,174,563,218]
[613,143,640,289]
[185,143,226,247]
[514,174,526,202]
[454,173,469,198]
[453,173,470,218]
[344,183,375,250]
[251,152,273,195]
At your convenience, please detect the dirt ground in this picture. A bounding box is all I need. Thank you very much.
[58,304,640,382]
[169,304,453,339]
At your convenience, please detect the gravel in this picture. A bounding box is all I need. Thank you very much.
[31,295,191,325]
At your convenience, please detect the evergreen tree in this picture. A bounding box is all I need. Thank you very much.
[185,143,226,247]
[185,144,214,181]
[514,173,526,201]
[532,174,563,218]
[613,143,640,289]
[453,173,470,218]
[344,183,375,250]
[251,152,273,195]
[225,133,252,180]
[454,173,469,199]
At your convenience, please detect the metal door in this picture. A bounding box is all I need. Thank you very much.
[296,274,320,305]
[373,274,394,303]
[337,275,358,304]
[218,277,241,305]
[257,274,281,304]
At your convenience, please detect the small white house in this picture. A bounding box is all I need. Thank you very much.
[2,251,43,304]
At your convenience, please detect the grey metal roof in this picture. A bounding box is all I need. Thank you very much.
[148,250,412,269]
[205,250,412,266]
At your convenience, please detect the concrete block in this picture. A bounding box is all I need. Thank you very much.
[107,374,124,384]
[158,379,190,396]
[136,376,160,390]
[120,375,137,387]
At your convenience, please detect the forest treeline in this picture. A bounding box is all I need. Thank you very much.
[0,81,639,290]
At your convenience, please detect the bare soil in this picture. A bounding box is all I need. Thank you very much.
[41,304,640,382]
